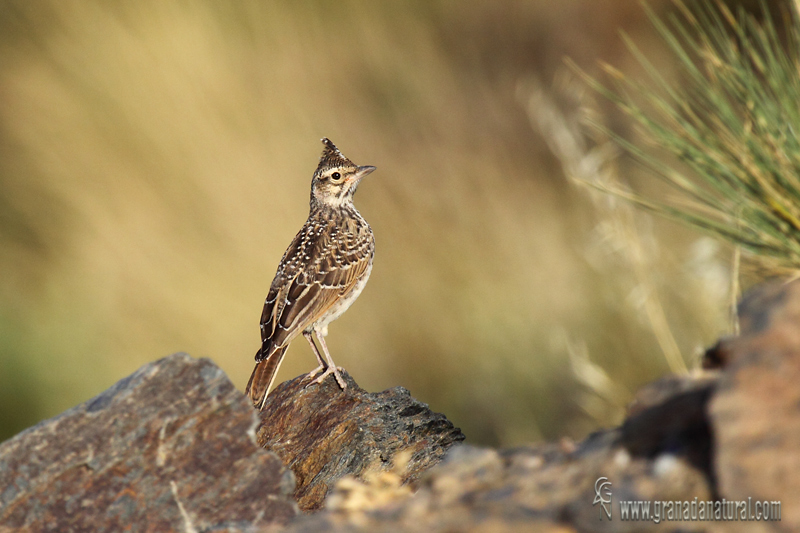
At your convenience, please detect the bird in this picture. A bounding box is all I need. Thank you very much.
[246,138,376,410]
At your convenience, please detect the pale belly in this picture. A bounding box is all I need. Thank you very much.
[310,260,373,337]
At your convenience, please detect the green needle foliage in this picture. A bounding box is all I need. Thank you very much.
[583,0,800,276]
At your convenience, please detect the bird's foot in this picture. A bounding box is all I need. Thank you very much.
[301,365,325,383]
[310,365,347,390]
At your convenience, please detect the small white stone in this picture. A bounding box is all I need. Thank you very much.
[613,448,631,468]
[653,454,680,478]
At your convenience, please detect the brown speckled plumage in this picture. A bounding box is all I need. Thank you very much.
[246,138,376,409]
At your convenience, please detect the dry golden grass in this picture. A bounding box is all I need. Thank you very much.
[0,0,732,444]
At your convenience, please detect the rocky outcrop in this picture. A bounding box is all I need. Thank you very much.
[256,370,465,511]
[0,353,465,532]
[287,382,717,532]
[2,279,799,532]
[0,353,297,532]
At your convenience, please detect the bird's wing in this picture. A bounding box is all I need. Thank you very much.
[257,217,373,361]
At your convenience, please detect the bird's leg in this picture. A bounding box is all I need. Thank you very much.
[311,329,348,390]
[301,331,326,381]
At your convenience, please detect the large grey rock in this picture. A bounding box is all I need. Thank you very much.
[0,353,296,532]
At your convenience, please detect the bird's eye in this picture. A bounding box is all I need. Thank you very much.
[331,172,341,181]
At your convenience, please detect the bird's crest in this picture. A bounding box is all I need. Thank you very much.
[316,138,354,175]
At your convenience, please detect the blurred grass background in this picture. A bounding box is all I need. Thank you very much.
[0,0,759,445]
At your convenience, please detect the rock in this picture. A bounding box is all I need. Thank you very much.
[620,375,717,495]
[0,353,297,532]
[285,375,716,532]
[709,278,800,531]
[256,369,465,511]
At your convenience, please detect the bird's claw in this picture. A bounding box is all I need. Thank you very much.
[301,365,325,382]
[305,365,347,390]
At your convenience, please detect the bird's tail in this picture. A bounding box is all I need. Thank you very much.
[245,346,288,410]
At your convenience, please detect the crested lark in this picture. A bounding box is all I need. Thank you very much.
[246,138,376,409]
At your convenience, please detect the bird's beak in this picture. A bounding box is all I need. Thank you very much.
[354,165,376,181]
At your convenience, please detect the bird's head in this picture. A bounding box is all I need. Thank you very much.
[310,138,375,208]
